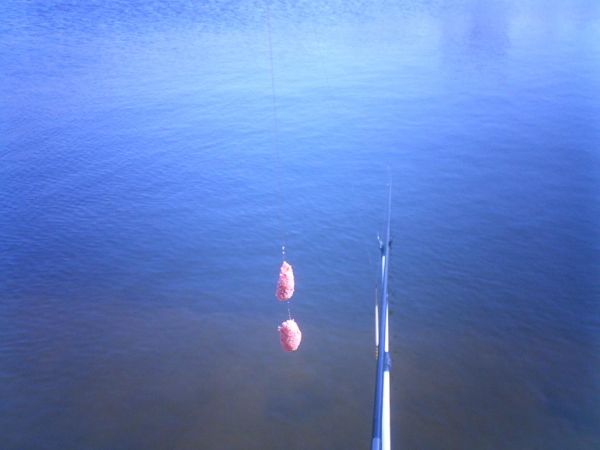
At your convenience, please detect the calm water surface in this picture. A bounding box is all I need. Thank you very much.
[1,1,599,449]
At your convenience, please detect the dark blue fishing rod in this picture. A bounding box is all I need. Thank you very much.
[371,183,392,450]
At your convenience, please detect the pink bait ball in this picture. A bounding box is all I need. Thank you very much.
[278,319,302,352]
[276,261,295,301]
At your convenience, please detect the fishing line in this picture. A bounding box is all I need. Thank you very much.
[266,3,301,351]
[265,2,287,262]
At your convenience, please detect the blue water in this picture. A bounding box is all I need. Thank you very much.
[1,1,599,448]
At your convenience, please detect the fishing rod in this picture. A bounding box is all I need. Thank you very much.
[371,183,392,450]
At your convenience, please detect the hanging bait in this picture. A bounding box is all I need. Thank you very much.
[275,261,295,301]
[278,319,302,352]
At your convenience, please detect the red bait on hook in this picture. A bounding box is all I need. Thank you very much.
[276,261,295,301]
[278,319,302,352]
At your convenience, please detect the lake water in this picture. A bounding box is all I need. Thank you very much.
[1,1,599,448]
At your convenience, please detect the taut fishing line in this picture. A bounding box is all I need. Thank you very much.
[265,3,301,352]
